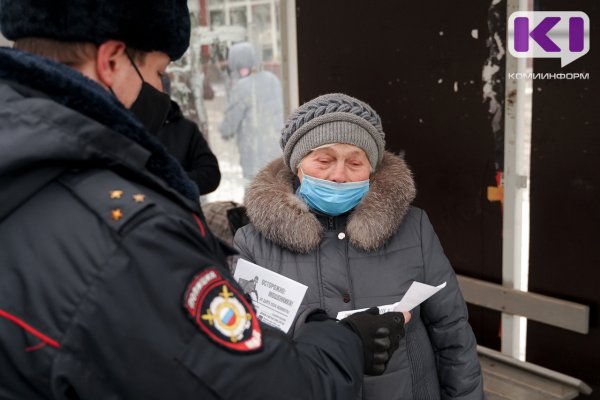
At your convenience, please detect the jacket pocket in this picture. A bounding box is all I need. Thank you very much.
[361,364,412,400]
[359,336,413,400]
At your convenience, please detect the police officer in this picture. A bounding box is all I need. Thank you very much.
[0,1,409,399]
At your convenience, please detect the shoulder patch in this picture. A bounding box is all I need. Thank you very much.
[59,169,155,232]
[184,268,262,352]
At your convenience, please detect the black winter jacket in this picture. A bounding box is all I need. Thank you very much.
[158,101,221,195]
[0,47,363,400]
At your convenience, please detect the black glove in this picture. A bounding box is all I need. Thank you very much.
[305,309,332,323]
[340,307,405,375]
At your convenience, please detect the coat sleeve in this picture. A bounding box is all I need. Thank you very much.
[219,85,247,140]
[183,122,221,195]
[52,212,363,400]
[418,210,484,400]
[232,226,258,264]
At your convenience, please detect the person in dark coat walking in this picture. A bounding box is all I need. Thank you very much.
[159,99,221,195]
[235,93,484,400]
[0,2,409,399]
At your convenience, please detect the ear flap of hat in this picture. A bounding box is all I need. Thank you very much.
[0,0,191,60]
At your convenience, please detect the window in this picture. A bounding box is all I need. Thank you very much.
[168,0,285,204]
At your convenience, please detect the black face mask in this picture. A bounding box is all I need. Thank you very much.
[125,51,171,135]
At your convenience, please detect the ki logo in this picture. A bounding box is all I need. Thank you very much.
[508,11,590,67]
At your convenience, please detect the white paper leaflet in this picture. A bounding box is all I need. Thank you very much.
[234,259,307,333]
[336,281,447,320]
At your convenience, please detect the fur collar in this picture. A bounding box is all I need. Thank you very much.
[0,47,199,201]
[244,151,416,253]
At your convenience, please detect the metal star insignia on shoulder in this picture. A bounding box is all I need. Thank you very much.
[111,209,123,221]
[110,190,124,199]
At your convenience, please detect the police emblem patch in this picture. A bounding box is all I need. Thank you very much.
[184,268,262,352]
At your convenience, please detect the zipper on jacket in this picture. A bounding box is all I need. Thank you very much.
[327,216,335,231]
[315,245,325,310]
[343,238,356,309]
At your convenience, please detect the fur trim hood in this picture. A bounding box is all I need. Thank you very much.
[244,151,416,253]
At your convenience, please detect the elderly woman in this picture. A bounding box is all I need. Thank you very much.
[234,93,484,399]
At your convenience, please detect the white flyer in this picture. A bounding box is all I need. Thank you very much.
[336,281,447,320]
[234,258,308,333]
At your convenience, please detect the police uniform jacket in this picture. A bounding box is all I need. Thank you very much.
[235,155,484,400]
[0,47,364,400]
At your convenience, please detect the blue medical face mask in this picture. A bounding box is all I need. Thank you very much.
[298,170,370,216]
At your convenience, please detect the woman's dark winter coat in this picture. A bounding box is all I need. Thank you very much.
[235,153,484,400]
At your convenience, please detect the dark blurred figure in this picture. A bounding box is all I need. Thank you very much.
[160,100,221,195]
[160,74,221,195]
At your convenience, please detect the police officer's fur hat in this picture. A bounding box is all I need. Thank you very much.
[0,0,190,60]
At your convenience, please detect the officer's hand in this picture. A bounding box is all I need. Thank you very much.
[340,308,408,376]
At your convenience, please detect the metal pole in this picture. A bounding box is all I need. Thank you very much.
[280,0,299,116]
[502,0,532,361]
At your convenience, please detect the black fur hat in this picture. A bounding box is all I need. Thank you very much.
[0,0,190,60]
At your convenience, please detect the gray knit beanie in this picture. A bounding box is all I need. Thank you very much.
[280,93,386,172]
